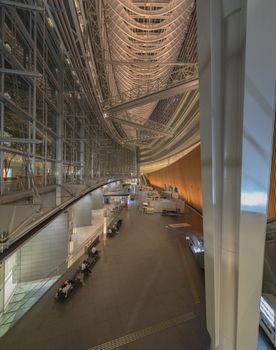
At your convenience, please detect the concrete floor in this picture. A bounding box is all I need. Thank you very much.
[0,200,210,350]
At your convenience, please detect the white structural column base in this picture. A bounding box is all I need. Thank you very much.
[0,262,3,313]
[103,215,107,245]
[197,1,276,349]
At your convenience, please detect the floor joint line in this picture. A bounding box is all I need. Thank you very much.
[87,312,197,350]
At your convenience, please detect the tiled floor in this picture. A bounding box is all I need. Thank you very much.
[0,198,209,350]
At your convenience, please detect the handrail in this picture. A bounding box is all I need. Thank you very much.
[0,177,128,256]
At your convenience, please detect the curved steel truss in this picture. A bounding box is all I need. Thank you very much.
[101,0,195,143]
[104,64,199,113]
[71,0,199,151]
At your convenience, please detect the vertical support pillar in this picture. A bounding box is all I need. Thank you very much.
[80,125,84,183]
[0,262,4,313]
[31,12,37,182]
[56,47,64,205]
[67,207,74,257]
[43,102,48,187]
[135,146,139,179]
[91,143,94,181]
[197,1,276,349]
[103,213,107,245]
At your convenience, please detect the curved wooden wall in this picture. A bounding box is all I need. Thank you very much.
[145,145,202,213]
[268,121,276,218]
[145,139,276,221]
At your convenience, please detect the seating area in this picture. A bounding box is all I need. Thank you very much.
[161,209,181,217]
[0,196,210,350]
[107,219,123,238]
[56,217,124,301]
[55,245,100,301]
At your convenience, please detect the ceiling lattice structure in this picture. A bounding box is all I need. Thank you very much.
[102,0,195,139]
[74,0,199,167]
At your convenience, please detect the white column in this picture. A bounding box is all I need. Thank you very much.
[103,215,107,245]
[197,1,276,349]
[0,262,4,313]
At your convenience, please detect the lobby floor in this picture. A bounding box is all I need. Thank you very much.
[0,199,209,350]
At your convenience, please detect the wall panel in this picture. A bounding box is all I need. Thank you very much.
[145,145,202,212]
[18,214,68,282]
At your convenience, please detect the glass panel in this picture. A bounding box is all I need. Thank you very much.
[0,190,121,337]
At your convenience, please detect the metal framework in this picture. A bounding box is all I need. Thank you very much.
[0,1,137,198]
[101,0,195,139]
[138,5,200,158]
[77,0,196,145]
[104,64,199,113]
[0,0,199,196]
[107,115,174,137]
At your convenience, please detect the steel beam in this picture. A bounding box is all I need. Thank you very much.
[108,116,173,137]
[105,61,195,66]
[0,1,44,11]
[65,138,88,142]
[0,138,42,144]
[105,78,199,114]
[0,68,42,78]
[0,93,33,122]
[123,135,164,145]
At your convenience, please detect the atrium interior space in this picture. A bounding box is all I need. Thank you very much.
[1,1,276,350]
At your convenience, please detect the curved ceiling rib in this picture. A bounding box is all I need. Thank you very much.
[102,0,195,139]
[117,0,186,17]
[73,0,199,156]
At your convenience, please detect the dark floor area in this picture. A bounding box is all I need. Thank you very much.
[0,200,210,350]
[258,328,274,350]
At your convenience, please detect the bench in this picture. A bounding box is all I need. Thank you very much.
[161,209,180,217]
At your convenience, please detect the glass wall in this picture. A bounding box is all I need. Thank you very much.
[0,5,137,196]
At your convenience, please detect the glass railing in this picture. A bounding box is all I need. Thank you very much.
[1,176,57,195]
[1,174,135,196]
[0,177,126,254]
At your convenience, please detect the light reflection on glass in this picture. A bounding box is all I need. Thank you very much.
[241,191,267,212]
[260,296,275,328]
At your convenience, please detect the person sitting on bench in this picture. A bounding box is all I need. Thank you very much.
[91,246,98,256]
[61,280,73,298]
[107,228,113,237]
[81,260,91,274]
